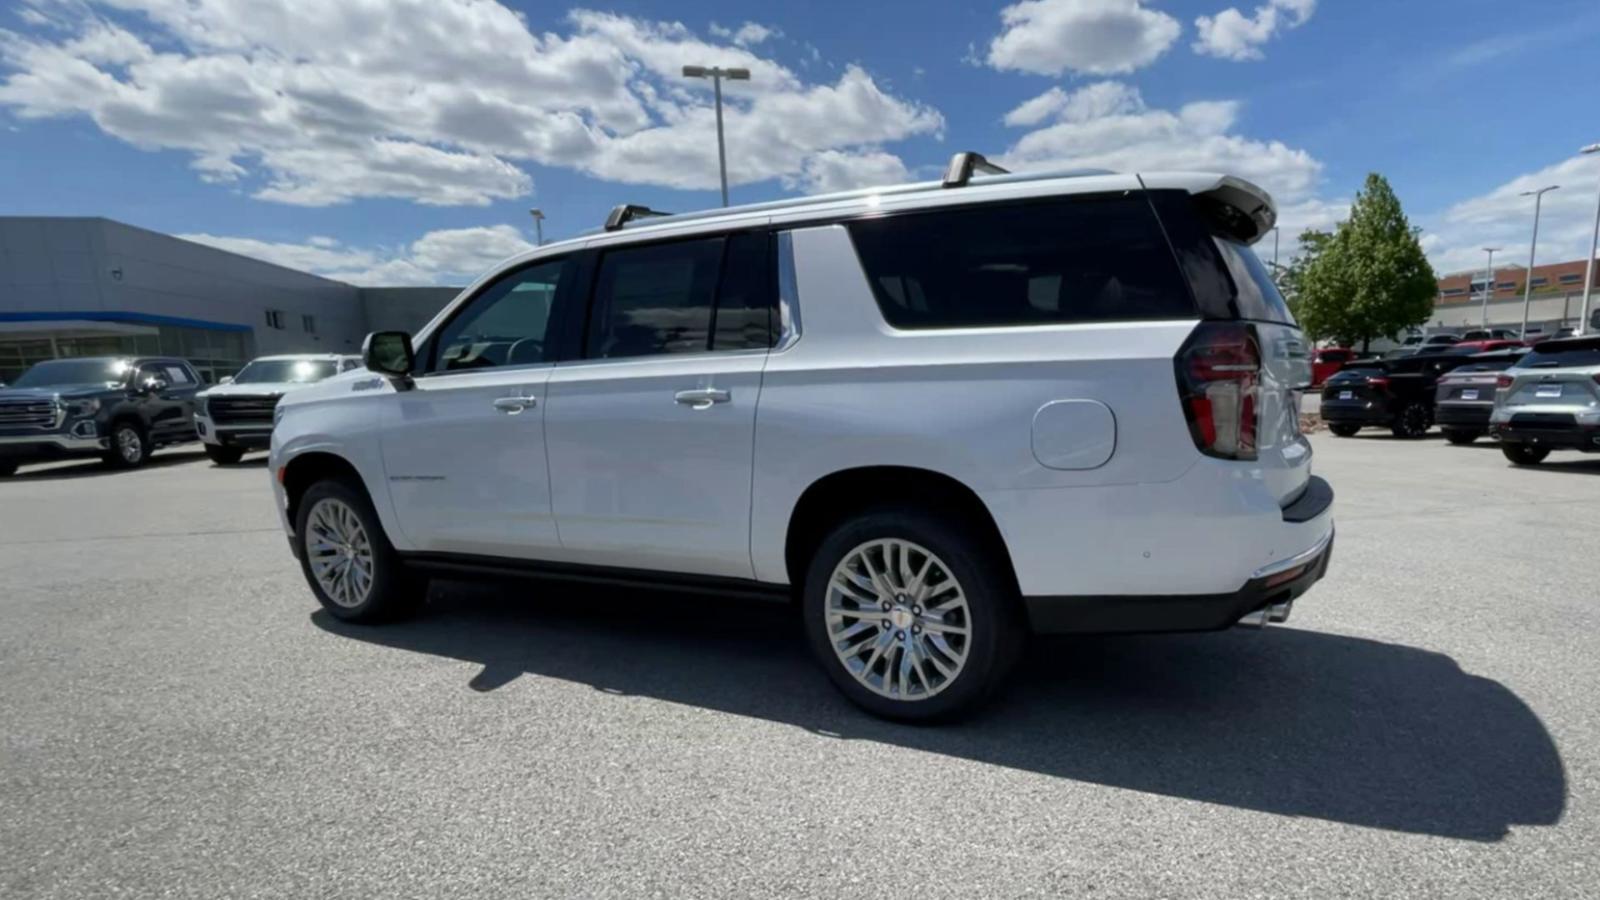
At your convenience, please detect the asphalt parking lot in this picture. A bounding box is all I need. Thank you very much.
[2,434,1597,899]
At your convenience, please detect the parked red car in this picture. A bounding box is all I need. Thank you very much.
[1311,347,1355,386]
[1444,339,1525,354]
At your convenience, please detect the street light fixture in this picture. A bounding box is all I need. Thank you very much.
[1518,185,1559,338]
[528,208,545,246]
[1580,143,1600,334]
[1479,247,1499,328]
[681,65,751,207]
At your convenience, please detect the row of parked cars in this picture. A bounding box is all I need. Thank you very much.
[1318,335,1600,465]
[0,353,357,476]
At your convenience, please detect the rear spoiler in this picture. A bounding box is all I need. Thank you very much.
[1528,336,1600,353]
[1139,173,1276,244]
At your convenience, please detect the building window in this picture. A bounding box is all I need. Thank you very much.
[265,309,285,329]
[1559,273,1582,284]
[1496,281,1516,290]
[1531,277,1549,287]
[302,314,316,334]
[1441,287,1466,296]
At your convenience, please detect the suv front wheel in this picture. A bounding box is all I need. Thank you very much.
[205,445,245,465]
[802,508,1022,722]
[1501,445,1549,466]
[294,478,423,622]
[104,421,148,468]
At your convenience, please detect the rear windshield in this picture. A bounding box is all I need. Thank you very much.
[1454,357,1520,373]
[1329,366,1384,381]
[1519,339,1600,368]
[1212,238,1296,325]
[845,194,1196,329]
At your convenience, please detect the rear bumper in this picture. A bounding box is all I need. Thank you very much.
[1025,525,1334,634]
[1492,423,1600,451]
[1435,404,1493,428]
[1319,400,1392,425]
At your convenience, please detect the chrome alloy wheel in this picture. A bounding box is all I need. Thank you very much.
[115,426,143,463]
[825,538,972,701]
[305,498,375,608]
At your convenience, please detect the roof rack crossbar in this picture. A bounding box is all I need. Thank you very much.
[942,151,1010,189]
[604,204,674,231]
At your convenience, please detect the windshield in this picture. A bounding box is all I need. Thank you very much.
[232,359,340,384]
[12,358,131,388]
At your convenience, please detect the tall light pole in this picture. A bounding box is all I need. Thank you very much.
[1580,143,1600,334]
[1479,247,1499,328]
[1518,185,1559,338]
[528,208,545,246]
[681,65,750,207]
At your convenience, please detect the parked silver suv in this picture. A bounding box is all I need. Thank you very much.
[1490,336,1600,465]
[268,153,1335,720]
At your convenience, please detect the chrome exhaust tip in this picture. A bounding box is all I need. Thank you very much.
[1238,599,1293,629]
[1266,599,1294,623]
[1237,608,1268,628]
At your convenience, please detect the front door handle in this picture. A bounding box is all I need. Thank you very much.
[492,396,537,414]
[674,388,731,410]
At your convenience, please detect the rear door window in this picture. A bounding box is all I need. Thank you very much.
[846,194,1196,329]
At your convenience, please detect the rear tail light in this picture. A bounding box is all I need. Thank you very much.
[1175,321,1260,461]
[1366,376,1389,388]
[1497,374,1515,389]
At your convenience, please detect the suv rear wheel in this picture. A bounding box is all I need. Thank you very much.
[801,508,1022,722]
[0,461,16,478]
[104,421,148,468]
[1328,423,1360,437]
[1442,429,1482,445]
[294,478,423,622]
[1391,402,1430,439]
[1501,445,1549,466]
[205,445,245,465]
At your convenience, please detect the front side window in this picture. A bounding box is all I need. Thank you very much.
[432,258,571,373]
[847,194,1195,330]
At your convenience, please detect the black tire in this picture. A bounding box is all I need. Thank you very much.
[1443,429,1482,446]
[801,507,1024,723]
[294,477,424,623]
[1391,403,1430,439]
[204,445,246,465]
[1502,444,1549,466]
[103,420,149,468]
[1328,423,1360,437]
[0,461,16,477]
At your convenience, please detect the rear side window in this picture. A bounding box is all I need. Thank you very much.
[1519,339,1600,368]
[846,194,1195,329]
[586,232,778,359]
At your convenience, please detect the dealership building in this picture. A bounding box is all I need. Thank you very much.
[0,217,459,384]
[1433,257,1600,334]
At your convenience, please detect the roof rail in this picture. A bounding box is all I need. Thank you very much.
[604,204,674,232]
[942,151,1010,189]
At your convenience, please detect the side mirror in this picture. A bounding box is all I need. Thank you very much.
[363,331,415,378]
[140,375,170,394]
[219,375,234,385]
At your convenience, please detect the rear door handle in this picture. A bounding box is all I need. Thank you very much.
[674,388,731,410]
[492,396,537,414]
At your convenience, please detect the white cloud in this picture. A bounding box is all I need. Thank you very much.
[1193,0,1316,62]
[0,2,939,206]
[180,225,535,286]
[793,150,911,194]
[998,81,1339,251]
[709,21,777,47]
[986,0,1181,76]
[1418,154,1600,276]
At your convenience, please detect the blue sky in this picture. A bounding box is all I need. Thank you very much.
[3,0,1599,284]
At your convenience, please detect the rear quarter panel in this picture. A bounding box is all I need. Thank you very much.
[749,224,1202,585]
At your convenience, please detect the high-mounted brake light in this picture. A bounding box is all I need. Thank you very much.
[1175,322,1260,461]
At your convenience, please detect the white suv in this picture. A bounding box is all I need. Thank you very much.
[268,153,1334,720]
[196,354,359,464]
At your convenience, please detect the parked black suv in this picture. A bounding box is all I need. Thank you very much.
[1320,352,1475,438]
[0,356,202,476]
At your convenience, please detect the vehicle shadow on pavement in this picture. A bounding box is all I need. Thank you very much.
[311,583,1565,843]
[6,449,210,482]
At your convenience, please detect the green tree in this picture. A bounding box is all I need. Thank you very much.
[1292,174,1437,353]
[1278,228,1332,322]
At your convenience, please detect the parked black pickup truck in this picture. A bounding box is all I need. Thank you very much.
[1320,352,1476,438]
[0,356,202,476]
